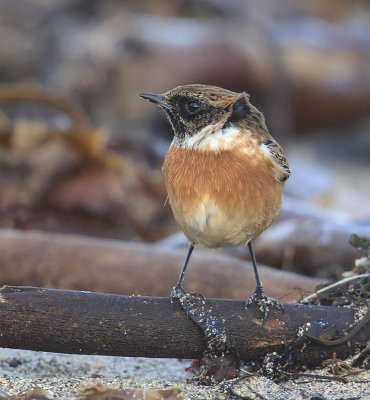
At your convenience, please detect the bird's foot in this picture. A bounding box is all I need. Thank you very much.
[171,284,204,301]
[170,284,239,384]
[246,286,283,326]
[170,283,185,300]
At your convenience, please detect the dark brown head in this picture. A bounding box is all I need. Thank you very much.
[139,84,267,146]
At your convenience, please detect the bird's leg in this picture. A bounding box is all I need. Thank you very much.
[171,243,194,298]
[248,241,264,295]
[246,241,283,324]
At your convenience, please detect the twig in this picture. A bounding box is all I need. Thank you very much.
[301,274,369,304]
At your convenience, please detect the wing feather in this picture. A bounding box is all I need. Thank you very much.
[262,139,290,182]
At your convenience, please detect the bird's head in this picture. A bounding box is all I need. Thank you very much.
[139,84,266,149]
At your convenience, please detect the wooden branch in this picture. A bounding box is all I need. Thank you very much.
[0,229,322,302]
[0,285,367,365]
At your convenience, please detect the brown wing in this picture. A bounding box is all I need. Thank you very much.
[262,139,291,182]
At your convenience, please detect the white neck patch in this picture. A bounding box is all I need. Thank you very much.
[180,124,242,152]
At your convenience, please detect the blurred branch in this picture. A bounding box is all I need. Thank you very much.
[0,228,322,302]
[0,84,91,128]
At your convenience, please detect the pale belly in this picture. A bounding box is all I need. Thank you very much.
[170,199,257,248]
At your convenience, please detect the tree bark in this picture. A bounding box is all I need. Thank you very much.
[0,285,367,366]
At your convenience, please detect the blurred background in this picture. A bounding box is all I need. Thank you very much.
[0,0,369,283]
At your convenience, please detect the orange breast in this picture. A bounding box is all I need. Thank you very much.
[163,143,284,247]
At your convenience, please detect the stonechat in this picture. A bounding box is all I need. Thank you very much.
[139,84,290,318]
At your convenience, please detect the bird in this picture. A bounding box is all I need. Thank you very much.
[139,84,290,318]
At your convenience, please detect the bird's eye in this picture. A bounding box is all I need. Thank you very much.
[186,101,200,114]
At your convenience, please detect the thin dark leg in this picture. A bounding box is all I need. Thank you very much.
[246,240,283,324]
[174,243,194,291]
[248,241,264,294]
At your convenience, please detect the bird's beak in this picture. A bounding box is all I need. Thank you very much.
[139,93,170,109]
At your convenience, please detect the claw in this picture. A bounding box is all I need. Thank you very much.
[171,283,185,300]
[246,286,283,326]
[187,290,205,300]
[171,284,205,301]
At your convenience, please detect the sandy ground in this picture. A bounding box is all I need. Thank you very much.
[0,348,368,399]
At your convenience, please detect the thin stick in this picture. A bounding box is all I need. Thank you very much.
[301,274,369,304]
